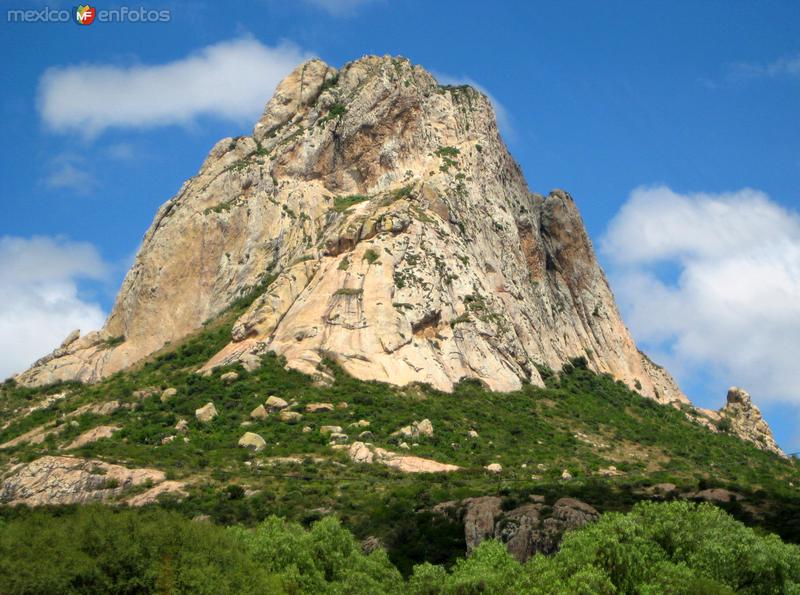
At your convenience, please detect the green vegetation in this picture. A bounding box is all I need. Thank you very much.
[1,502,798,594]
[333,194,370,212]
[318,103,347,126]
[333,287,363,296]
[102,335,125,348]
[1,292,799,581]
[363,249,380,265]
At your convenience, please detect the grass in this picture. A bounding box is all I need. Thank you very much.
[333,194,370,212]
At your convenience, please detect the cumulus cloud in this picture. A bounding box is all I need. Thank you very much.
[434,73,515,141]
[38,37,312,136]
[602,186,800,404]
[0,236,109,379]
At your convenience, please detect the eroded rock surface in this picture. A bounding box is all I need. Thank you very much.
[456,495,599,561]
[0,456,165,506]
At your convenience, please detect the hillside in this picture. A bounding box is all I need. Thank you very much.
[2,295,798,573]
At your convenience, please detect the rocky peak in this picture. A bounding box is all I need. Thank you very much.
[721,387,783,456]
[17,54,686,406]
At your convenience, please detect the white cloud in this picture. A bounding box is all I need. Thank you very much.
[303,0,379,16]
[602,186,800,404]
[0,236,109,379]
[38,37,312,137]
[434,73,515,141]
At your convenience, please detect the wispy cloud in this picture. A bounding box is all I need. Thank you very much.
[0,236,109,379]
[42,153,97,194]
[433,72,515,141]
[728,54,800,81]
[303,0,380,16]
[38,36,312,137]
[602,185,800,406]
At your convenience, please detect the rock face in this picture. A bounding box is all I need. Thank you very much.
[15,55,685,406]
[720,387,783,456]
[0,456,165,506]
[459,495,599,561]
[347,441,459,473]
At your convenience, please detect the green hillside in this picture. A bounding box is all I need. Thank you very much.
[1,294,799,576]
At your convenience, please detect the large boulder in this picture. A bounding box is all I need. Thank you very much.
[238,432,267,452]
[195,402,218,423]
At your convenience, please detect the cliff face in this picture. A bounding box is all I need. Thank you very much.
[17,55,686,405]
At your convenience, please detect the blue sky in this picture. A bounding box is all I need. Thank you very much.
[1,0,799,451]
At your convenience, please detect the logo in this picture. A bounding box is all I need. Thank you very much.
[74,5,96,25]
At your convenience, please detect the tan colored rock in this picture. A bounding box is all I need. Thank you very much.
[336,402,349,409]
[561,469,573,480]
[393,418,434,441]
[195,402,217,423]
[127,480,188,506]
[66,400,121,418]
[161,388,177,402]
[719,387,784,456]
[279,411,302,424]
[250,405,268,420]
[329,432,349,444]
[0,456,165,506]
[306,402,334,413]
[485,463,503,474]
[161,435,176,445]
[265,396,288,411]
[175,419,189,433]
[352,419,370,428]
[467,430,479,439]
[220,371,239,383]
[302,426,312,433]
[320,425,342,435]
[238,432,267,451]
[15,56,687,411]
[348,441,374,464]
[64,425,120,450]
[345,441,459,473]
[0,423,59,449]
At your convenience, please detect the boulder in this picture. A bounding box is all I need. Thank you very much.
[467,430,479,439]
[485,463,503,473]
[329,432,349,444]
[306,402,334,413]
[250,405,268,420]
[161,387,178,402]
[175,419,189,433]
[349,441,374,464]
[265,395,288,411]
[279,411,302,424]
[238,432,267,452]
[195,402,218,423]
[320,425,342,435]
[561,469,572,480]
[220,371,239,384]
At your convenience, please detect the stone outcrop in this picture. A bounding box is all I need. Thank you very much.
[15,55,687,407]
[457,495,599,561]
[63,425,120,450]
[720,387,783,456]
[0,456,166,506]
[346,441,459,473]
